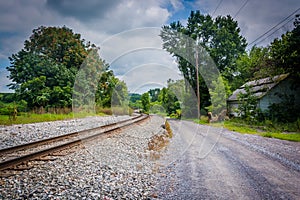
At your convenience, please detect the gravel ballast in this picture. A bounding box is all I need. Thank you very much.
[0,115,165,199]
[0,115,131,149]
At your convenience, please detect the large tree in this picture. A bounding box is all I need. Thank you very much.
[141,92,150,112]
[269,14,300,76]
[233,14,300,87]
[7,26,108,109]
[160,11,246,110]
[232,46,271,90]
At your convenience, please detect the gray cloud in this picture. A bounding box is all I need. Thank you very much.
[195,0,299,46]
[46,0,120,21]
[0,0,299,93]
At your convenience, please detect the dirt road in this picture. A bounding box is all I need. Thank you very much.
[155,120,300,199]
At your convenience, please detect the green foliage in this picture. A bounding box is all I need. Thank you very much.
[160,11,247,110]
[233,15,300,89]
[269,16,300,76]
[158,87,180,116]
[193,115,209,124]
[7,26,123,113]
[149,88,160,102]
[141,92,150,112]
[237,85,259,122]
[129,93,141,103]
[260,132,300,142]
[7,26,99,109]
[268,94,300,123]
[224,117,300,141]
[129,93,142,109]
[232,46,272,90]
[205,76,227,115]
[0,93,16,103]
[0,112,105,125]
[149,102,165,114]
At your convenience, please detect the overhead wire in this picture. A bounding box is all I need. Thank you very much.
[233,0,249,19]
[248,7,300,46]
[212,0,223,17]
[252,18,295,46]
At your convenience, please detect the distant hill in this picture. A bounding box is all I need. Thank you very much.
[129,93,141,103]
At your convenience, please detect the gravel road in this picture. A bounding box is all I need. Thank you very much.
[154,120,300,199]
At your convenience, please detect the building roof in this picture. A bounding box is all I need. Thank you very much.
[227,73,289,102]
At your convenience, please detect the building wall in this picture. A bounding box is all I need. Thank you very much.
[258,77,300,112]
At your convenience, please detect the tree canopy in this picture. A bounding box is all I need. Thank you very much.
[6,26,122,111]
[160,10,246,111]
[234,15,300,88]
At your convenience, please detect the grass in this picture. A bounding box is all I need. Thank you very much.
[223,121,258,134]
[194,118,300,142]
[0,112,106,125]
[260,132,300,142]
[224,121,300,141]
[0,106,134,126]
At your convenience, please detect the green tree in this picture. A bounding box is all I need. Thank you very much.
[148,88,160,102]
[158,87,180,116]
[141,92,150,113]
[269,15,300,76]
[7,26,106,109]
[232,46,271,90]
[129,93,142,109]
[237,85,259,122]
[205,76,227,114]
[160,10,246,110]
[95,70,125,108]
[23,26,90,70]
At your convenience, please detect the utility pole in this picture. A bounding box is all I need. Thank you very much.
[195,37,200,120]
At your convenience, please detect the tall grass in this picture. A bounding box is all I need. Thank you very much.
[193,118,300,142]
[0,106,134,126]
[0,112,105,125]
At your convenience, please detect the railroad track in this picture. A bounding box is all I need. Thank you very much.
[0,114,149,174]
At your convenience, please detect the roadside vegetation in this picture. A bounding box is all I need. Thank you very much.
[224,120,300,142]
[194,116,300,142]
[1,26,130,125]
[1,11,299,138]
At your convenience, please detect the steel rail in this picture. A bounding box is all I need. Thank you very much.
[0,114,141,155]
[0,114,148,171]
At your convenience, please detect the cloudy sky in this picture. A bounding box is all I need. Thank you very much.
[0,0,299,93]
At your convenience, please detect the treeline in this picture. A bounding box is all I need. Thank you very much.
[129,79,199,119]
[1,26,128,115]
[160,11,300,123]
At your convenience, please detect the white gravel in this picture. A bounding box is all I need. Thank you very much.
[0,115,165,199]
[0,115,131,149]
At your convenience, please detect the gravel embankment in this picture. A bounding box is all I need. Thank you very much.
[0,115,131,149]
[0,115,165,199]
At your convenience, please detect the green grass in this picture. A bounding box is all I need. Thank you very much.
[193,119,300,142]
[223,121,258,134]
[0,112,106,125]
[260,132,300,142]
[223,121,300,141]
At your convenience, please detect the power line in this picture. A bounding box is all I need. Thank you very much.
[212,0,223,17]
[233,0,249,19]
[248,7,300,46]
[250,17,295,46]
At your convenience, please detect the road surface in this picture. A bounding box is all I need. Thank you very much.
[155,120,300,199]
